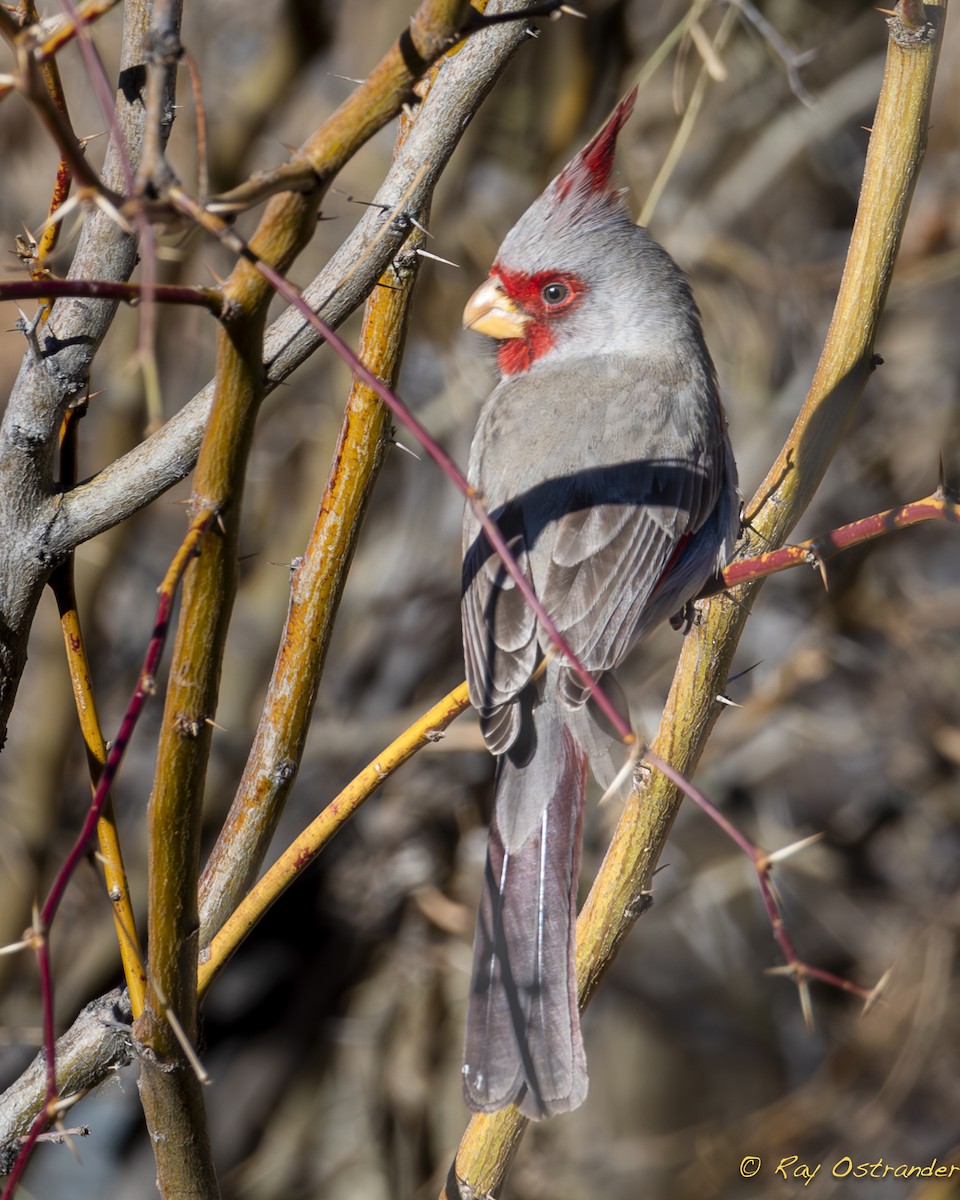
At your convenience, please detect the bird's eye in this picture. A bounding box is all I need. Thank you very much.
[541,281,571,307]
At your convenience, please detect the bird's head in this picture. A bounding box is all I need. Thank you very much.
[463,87,699,378]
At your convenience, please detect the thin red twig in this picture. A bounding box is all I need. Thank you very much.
[724,487,959,589]
[644,748,880,1015]
[0,277,222,310]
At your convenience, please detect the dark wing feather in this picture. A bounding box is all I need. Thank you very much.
[462,521,540,753]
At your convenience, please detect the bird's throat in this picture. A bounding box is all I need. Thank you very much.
[497,325,554,376]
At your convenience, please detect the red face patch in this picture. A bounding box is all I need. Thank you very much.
[492,267,585,376]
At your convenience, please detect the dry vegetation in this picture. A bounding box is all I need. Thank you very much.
[0,1,958,1197]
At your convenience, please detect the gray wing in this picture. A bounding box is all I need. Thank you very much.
[461,362,733,751]
[541,444,721,675]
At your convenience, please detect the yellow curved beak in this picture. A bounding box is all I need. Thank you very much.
[462,277,528,339]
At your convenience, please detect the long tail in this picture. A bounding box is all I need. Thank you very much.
[462,699,588,1119]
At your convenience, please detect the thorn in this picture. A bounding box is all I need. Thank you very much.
[874,6,897,14]
[331,187,390,213]
[415,248,461,268]
[62,1122,86,1165]
[715,693,742,708]
[804,546,829,591]
[727,659,763,684]
[797,975,815,1031]
[558,4,587,15]
[938,449,946,494]
[764,871,784,910]
[163,1004,210,1085]
[598,742,642,805]
[204,717,228,733]
[92,192,134,236]
[689,20,728,81]
[407,215,432,238]
[792,49,819,69]
[47,1093,82,1117]
[329,72,365,84]
[14,304,43,360]
[764,961,796,978]
[391,438,421,461]
[76,129,108,150]
[14,304,41,330]
[0,937,33,957]
[760,831,825,869]
[862,965,893,1015]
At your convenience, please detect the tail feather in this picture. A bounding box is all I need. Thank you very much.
[463,703,588,1119]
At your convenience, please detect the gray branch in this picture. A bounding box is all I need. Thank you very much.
[0,0,181,748]
[0,989,132,1170]
[53,7,533,553]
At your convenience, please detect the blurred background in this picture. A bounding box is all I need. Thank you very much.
[1,1,958,1197]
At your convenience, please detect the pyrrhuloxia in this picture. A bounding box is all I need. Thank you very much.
[459,89,740,1119]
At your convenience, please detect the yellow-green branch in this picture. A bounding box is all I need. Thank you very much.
[198,683,469,1000]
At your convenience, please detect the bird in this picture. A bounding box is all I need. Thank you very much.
[459,88,740,1120]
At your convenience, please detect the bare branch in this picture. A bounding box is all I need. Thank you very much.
[52,5,535,549]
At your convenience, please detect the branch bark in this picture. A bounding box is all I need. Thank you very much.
[198,202,429,943]
[0,0,177,749]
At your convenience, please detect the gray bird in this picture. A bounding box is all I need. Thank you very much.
[460,89,739,1119]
